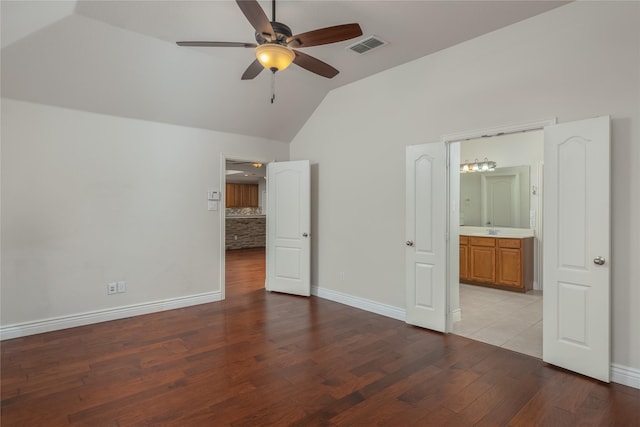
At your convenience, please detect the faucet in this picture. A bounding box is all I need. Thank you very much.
[486,223,498,235]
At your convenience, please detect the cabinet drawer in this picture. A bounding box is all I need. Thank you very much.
[460,236,469,245]
[498,238,521,249]
[469,237,496,247]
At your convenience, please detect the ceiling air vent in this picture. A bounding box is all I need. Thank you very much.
[346,36,387,55]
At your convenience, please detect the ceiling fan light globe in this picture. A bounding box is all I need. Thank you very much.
[255,44,295,72]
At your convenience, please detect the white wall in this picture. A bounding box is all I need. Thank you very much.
[290,2,640,373]
[1,99,288,330]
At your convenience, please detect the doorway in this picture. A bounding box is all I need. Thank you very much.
[448,127,545,358]
[222,156,269,299]
[407,116,611,381]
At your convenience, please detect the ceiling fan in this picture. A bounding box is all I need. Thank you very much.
[176,0,363,80]
[227,160,264,168]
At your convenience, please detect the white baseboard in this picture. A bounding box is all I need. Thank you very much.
[311,285,405,322]
[0,291,222,341]
[611,363,640,389]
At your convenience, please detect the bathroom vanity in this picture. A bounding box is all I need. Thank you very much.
[460,234,534,292]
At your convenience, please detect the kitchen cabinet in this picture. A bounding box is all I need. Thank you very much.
[226,183,259,208]
[460,235,533,292]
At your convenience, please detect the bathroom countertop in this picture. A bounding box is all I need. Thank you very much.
[459,226,534,238]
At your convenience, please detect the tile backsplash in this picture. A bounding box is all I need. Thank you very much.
[226,207,264,216]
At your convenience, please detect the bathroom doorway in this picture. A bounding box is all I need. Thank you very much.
[451,130,544,358]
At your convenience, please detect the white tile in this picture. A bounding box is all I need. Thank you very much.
[455,284,542,358]
[502,321,543,358]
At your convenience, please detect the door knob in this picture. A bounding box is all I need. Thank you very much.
[593,256,605,265]
[405,240,414,246]
[302,233,309,237]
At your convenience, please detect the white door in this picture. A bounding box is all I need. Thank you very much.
[482,174,518,227]
[405,143,447,332]
[266,160,311,296]
[543,116,610,382]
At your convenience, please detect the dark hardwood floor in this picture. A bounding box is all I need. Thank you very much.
[2,247,639,426]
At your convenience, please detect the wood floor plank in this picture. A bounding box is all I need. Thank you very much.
[1,248,639,426]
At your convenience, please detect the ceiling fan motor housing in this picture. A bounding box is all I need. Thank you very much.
[256,21,292,45]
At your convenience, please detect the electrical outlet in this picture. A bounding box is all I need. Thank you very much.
[117,281,126,293]
[107,282,117,295]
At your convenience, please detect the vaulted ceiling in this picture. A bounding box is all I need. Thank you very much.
[1,1,568,143]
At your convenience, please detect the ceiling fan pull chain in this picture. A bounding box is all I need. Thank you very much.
[270,72,276,104]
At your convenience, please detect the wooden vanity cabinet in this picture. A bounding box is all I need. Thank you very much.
[460,235,533,292]
[496,238,534,291]
[469,237,496,284]
[459,236,469,281]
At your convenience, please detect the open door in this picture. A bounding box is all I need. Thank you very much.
[266,160,311,296]
[405,143,447,332]
[543,116,610,382]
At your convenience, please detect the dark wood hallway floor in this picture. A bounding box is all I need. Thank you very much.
[2,248,639,426]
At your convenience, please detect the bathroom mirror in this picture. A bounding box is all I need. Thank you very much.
[460,165,530,228]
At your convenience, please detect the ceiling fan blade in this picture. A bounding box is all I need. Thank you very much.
[287,23,362,48]
[241,59,264,80]
[236,0,275,40]
[293,50,339,79]
[177,41,257,48]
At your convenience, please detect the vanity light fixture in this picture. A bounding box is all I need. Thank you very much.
[460,158,497,173]
[252,163,264,168]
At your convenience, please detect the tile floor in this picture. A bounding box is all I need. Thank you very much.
[453,284,542,358]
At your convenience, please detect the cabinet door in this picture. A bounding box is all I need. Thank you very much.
[497,247,522,288]
[249,184,259,207]
[243,184,259,207]
[234,184,243,207]
[470,246,496,283]
[226,183,236,207]
[460,244,469,280]
[240,184,250,206]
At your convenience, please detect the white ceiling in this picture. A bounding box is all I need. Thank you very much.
[1,1,569,143]
[226,159,266,183]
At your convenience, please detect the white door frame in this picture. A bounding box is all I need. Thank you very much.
[441,119,555,332]
[219,153,274,301]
